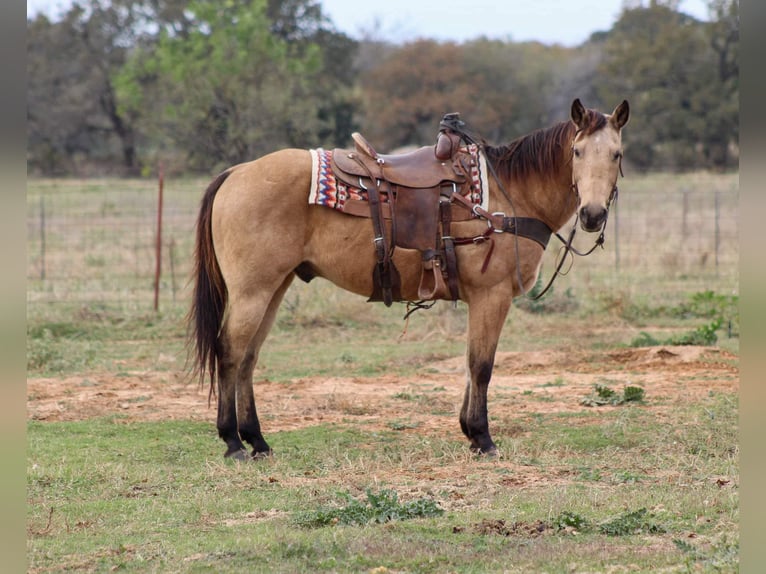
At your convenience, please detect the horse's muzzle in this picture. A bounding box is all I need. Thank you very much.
[578,204,608,232]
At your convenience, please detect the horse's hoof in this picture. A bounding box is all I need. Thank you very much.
[224,448,250,461]
[470,445,499,457]
[251,450,272,461]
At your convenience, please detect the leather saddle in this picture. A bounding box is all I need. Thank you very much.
[333,134,467,189]
[330,124,475,306]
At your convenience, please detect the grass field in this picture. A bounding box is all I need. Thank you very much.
[27,172,738,572]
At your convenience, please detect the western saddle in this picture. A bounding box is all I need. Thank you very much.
[330,113,552,307]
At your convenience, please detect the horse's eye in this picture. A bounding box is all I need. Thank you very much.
[613,151,622,161]
[573,148,581,158]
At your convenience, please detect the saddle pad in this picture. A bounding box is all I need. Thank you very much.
[308,145,489,212]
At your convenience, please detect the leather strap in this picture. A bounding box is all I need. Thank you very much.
[452,217,551,249]
[343,197,392,219]
[352,132,378,159]
[440,192,460,300]
[449,190,552,249]
[349,153,399,306]
[499,217,552,249]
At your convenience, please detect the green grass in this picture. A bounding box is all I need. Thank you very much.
[294,488,444,527]
[28,388,738,573]
[580,383,645,406]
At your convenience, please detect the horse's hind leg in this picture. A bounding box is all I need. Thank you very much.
[217,275,294,460]
[235,274,294,458]
[217,308,260,459]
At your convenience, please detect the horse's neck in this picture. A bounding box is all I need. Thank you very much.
[502,164,576,233]
[486,123,578,232]
[543,164,577,231]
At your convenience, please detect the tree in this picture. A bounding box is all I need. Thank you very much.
[27,0,737,174]
[27,2,143,174]
[705,0,739,166]
[356,40,478,150]
[546,38,607,124]
[461,40,578,140]
[27,14,89,174]
[116,0,358,172]
[357,38,580,150]
[266,0,359,145]
[597,0,738,170]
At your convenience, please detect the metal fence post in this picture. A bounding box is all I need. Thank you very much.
[39,194,46,281]
[153,165,164,311]
[614,197,620,272]
[714,191,720,275]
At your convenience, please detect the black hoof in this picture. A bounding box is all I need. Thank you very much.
[224,447,250,461]
[251,449,273,460]
[478,446,499,457]
[469,442,499,457]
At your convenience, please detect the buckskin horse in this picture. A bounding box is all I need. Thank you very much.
[189,98,630,460]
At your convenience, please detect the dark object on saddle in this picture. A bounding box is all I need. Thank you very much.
[435,112,465,160]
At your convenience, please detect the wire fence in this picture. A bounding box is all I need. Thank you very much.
[27,178,200,311]
[26,173,739,314]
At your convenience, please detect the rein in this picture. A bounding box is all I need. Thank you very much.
[532,186,616,300]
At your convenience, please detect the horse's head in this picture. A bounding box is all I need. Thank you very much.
[570,98,630,232]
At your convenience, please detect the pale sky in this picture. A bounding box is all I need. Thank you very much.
[27,0,711,46]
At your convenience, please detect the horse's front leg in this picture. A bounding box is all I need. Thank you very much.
[460,285,513,455]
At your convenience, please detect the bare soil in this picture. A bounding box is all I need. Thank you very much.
[27,346,738,432]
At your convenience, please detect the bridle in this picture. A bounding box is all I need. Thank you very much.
[564,175,620,256]
[485,132,623,301]
[530,139,623,300]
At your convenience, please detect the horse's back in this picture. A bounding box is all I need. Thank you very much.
[213,148,313,224]
[218,148,312,200]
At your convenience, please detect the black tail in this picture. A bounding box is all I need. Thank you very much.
[188,169,232,398]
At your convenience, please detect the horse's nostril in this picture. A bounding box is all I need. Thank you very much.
[579,205,596,223]
[579,205,607,231]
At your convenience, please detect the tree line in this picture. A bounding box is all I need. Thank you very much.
[26,0,738,176]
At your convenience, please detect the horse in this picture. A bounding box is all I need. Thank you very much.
[189,98,630,460]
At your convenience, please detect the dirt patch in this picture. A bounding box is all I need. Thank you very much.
[28,346,737,433]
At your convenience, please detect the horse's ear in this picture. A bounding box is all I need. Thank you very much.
[611,100,630,130]
[571,98,587,129]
